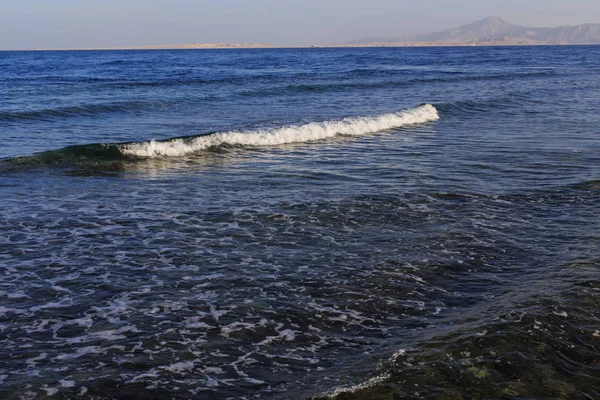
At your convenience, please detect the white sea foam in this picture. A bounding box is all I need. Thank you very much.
[161,361,197,374]
[120,104,439,158]
[324,373,391,398]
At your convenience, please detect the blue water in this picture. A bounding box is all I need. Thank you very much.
[1,46,599,399]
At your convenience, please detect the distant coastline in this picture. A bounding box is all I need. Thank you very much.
[348,17,600,46]
[5,16,600,51]
[6,42,599,52]
[9,43,275,51]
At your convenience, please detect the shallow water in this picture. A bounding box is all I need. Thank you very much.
[1,46,599,399]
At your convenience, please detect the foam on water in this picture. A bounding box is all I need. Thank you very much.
[119,104,439,158]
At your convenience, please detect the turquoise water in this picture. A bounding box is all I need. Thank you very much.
[1,46,599,399]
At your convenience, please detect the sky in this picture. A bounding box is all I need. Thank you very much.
[1,0,599,49]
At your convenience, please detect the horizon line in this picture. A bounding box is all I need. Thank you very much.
[3,42,600,52]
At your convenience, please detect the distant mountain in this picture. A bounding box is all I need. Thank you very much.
[349,17,600,45]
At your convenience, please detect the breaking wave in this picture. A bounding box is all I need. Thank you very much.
[1,104,439,170]
[120,104,439,158]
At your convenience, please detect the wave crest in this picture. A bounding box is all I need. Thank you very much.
[120,104,439,158]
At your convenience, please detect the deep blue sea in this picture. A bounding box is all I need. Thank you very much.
[1,46,599,399]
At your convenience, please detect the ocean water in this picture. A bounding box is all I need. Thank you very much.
[1,46,599,399]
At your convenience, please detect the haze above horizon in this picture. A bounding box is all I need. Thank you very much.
[1,0,600,49]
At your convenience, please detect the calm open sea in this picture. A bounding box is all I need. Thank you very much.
[1,46,599,399]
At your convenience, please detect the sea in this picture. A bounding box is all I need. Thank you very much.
[1,46,599,399]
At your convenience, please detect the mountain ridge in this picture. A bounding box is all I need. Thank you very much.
[349,17,600,45]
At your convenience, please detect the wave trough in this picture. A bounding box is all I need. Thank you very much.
[120,104,439,158]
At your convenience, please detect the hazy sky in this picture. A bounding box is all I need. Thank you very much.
[1,0,599,49]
